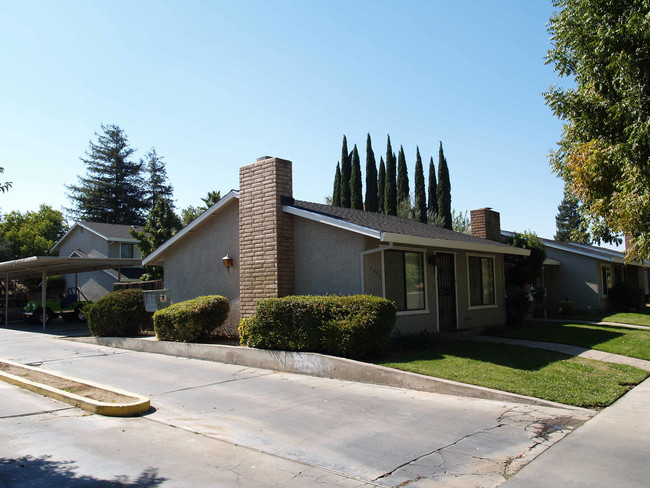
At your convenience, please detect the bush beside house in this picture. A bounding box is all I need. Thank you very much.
[87,289,151,337]
[239,295,397,359]
[154,295,230,342]
[609,282,644,311]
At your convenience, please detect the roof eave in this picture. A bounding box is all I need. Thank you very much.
[381,232,531,256]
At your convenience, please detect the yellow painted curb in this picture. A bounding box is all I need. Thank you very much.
[0,359,150,417]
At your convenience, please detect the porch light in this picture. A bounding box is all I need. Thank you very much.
[222,254,234,274]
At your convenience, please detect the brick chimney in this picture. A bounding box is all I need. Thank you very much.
[470,207,501,241]
[239,157,295,318]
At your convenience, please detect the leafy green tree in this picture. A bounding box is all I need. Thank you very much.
[503,231,546,288]
[332,162,342,207]
[0,167,11,194]
[66,124,147,225]
[143,148,174,211]
[130,197,182,280]
[364,134,378,212]
[378,157,386,214]
[452,209,471,234]
[384,136,397,216]
[545,0,650,259]
[0,205,68,259]
[427,156,438,223]
[555,185,591,244]
[339,136,351,208]
[180,190,221,226]
[397,145,410,207]
[414,147,427,223]
[350,145,363,210]
[436,142,452,229]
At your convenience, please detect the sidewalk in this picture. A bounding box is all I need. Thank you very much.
[530,317,650,331]
[501,373,650,487]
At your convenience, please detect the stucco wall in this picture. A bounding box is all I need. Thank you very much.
[543,247,600,312]
[162,200,240,333]
[293,217,365,296]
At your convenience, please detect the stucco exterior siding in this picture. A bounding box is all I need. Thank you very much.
[293,217,364,296]
[543,247,601,312]
[162,200,240,332]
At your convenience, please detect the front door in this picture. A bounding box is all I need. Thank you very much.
[436,253,457,331]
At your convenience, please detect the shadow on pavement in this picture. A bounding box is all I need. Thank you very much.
[0,455,166,487]
[1,322,90,337]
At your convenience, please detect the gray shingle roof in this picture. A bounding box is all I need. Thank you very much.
[287,199,513,248]
[80,222,142,240]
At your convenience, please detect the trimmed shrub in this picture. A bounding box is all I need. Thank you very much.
[87,289,151,337]
[609,282,644,311]
[154,295,229,342]
[238,295,396,359]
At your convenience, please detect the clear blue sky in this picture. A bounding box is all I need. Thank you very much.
[0,1,586,244]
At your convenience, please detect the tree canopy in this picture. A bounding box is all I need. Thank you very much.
[67,124,148,225]
[0,205,68,259]
[0,167,11,194]
[545,0,650,259]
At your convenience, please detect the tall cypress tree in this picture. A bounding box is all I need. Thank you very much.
[378,157,386,214]
[428,156,438,221]
[414,147,427,223]
[339,135,351,208]
[350,145,363,210]
[67,124,147,225]
[364,134,378,212]
[384,136,397,216]
[397,145,410,206]
[436,142,452,230]
[332,162,341,206]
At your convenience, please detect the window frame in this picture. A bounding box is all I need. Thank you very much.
[381,247,429,316]
[466,253,497,310]
[600,264,613,298]
[120,243,135,259]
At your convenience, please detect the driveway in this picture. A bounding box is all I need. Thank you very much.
[0,327,593,487]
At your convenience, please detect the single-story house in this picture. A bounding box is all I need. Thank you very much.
[502,231,649,313]
[52,222,145,301]
[144,157,528,336]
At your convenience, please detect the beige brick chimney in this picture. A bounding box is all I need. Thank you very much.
[239,157,295,318]
[470,207,501,241]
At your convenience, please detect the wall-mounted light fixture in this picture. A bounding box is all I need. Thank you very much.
[222,254,234,274]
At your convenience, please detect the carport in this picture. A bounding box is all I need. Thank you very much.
[0,256,142,329]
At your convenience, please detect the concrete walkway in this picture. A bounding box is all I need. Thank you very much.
[467,336,650,371]
[530,317,650,331]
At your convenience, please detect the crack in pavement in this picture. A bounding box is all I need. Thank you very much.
[150,371,275,396]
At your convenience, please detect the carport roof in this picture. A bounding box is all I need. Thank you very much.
[0,256,143,280]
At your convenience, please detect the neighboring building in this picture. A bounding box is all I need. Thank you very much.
[144,157,528,336]
[52,222,144,301]
[502,232,649,313]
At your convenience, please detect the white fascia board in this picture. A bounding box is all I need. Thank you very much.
[380,232,531,256]
[282,206,382,239]
[143,191,240,266]
[543,240,619,263]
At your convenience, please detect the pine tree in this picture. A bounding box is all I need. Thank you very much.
[555,185,591,244]
[339,135,351,208]
[350,145,363,210]
[436,142,452,229]
[384,136,397,216]
[143,148,174,211]
[130,197,182,279]
[67,124,147,225]
[427,156,438,221]
[378,157,386,214]
[414,147,427,223]
[364,134,378,212]
[332,162,342,206]
[397,145,410,208]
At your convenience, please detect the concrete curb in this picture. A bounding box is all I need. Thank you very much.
[72,336,590,412]
[0,358,150,417]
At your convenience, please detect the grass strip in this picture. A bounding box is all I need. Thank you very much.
[492,322,650,361]
[379,342,648,407]
[563,312,650,327]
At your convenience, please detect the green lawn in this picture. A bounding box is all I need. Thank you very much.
[492,322,650,361]
[379,342,648,407]
[563,312,650,327]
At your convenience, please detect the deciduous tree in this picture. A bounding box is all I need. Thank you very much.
[0,205,68,259]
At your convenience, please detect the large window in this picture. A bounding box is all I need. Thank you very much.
[601,265,612,297]
[468,255,495,308]
[384,250,426,312]
[120,243,134,259]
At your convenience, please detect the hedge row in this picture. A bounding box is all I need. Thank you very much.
[154,295,230,342]
[239,295,396,359]
[87,289,152,337]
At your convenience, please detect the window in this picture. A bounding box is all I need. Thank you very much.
[468,255,495,307]
[601,265,612,297]
[121,243,134,259]
[384,250,426,312]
